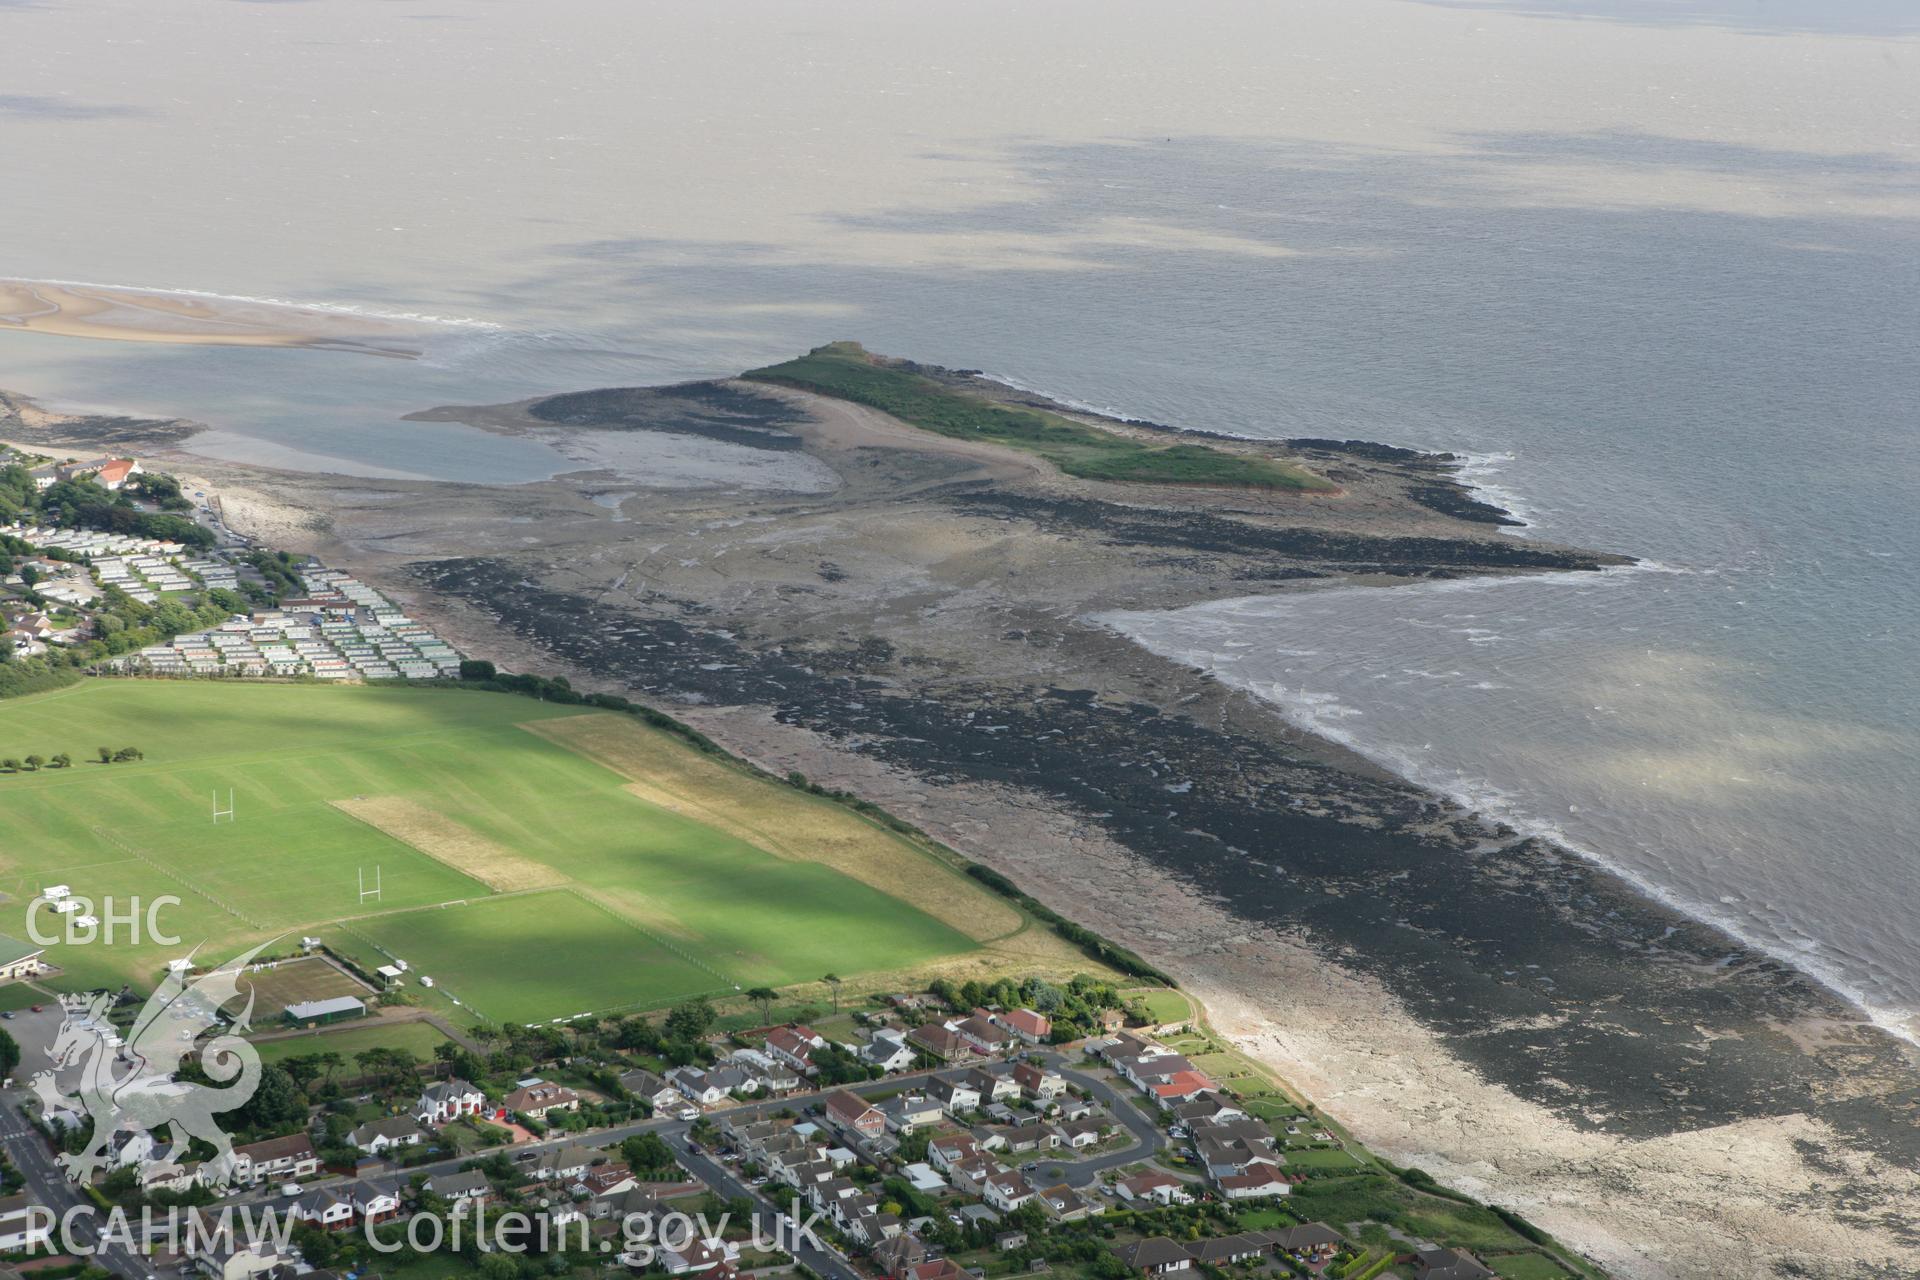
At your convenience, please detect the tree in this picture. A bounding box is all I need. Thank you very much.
[746,987,778,1025]
[97,747,113,764]
[623,1132,678,1179]
[22,755,43,772]
[823,973,843,1013]
[0,760,17,774]
[459,659,497,681]
[50,752,71,769]
[0,1028,18,1079]
[663,996,716,1043]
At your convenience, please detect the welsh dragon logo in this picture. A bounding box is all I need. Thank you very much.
[33,943,270,1189]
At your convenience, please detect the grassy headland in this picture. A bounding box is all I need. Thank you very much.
[743,341,1334,492]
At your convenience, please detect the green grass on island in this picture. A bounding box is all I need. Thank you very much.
[744,342,1334,492]
[0,681,1010,1023]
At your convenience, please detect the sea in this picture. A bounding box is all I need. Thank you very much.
[4,2,1916,1036]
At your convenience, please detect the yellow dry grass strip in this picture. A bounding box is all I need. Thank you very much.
[522,714,1022,942]
[330,795,570,893]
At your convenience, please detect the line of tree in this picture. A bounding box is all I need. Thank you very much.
[0,752,72,772]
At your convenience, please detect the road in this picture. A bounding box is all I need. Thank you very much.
[3,1048,1167,1275]
[0,1106,148,1279]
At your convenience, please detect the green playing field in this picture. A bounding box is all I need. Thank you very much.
[0,681,979,1018]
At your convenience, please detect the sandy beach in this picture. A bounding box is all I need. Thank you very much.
[7,375,1918,1279]
[0,279,429,357]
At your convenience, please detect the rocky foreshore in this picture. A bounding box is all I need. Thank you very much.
[7,369,1919,1279]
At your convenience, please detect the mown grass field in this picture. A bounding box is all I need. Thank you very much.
[253,1018,451,1066]
[744,343,1333,492]
[0,681,994,1021]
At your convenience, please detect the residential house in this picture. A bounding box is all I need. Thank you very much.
[504,1081,581,1119]
[1186,1235,1269,1268]
[873,1233,930,1278]
[231,1133,320,1186]
[876,1092,945,1134]
[415,1078,485,1125]
[291,1186,356,1231]
[927,1134,980,1173]
[621,1068,678,1109]
[1012,1061,1065,1102]
[765,1024,826,1074]
[906,1023,968,1063]
[579,1163,639,1198]
[822,1090,886,1141]
[903,1261,970,1280]
[953,1014,1013,1055]
[1114,1171,1193,1206]
[1173,1092,1246,1126]
[980,1170,1036,1213]
[995,1008,1052,1045]
[1035,1183,1092,1222]
[860,1029,917,1073]
[1148,1071,1216,1105]
[423,1169,492,1205]
[964,1065,1021,1102]
[1265,1224,1344,1266]
[1216,1164,1291,1200]
[537,1144,599,1182]
[1053,1119,1104,1149]
[351,1179,404,1227]
[347,1115,426,1155]
[1414,1248,1497,1280]
[929,1073,982,1115]
[1003,1123,1059,1154]
[1114,1238,1194,1276]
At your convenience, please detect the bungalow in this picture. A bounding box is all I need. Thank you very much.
[903,1261,970,1280]
[1115,1237,1193,1276]
[766,1024,826,1074]
[1035,1183,1092,1222]
[1196,1136,1281,1180]
[953,1014,1013,1055]
[504,1081,581,1119]
[821,1089,886,1140]
[1012,1061,1066,1102]
[1149,1071,1216,1105]
[860,1029,917,1073]
[906,1023,968,1063]
[415,1078,485,1125]
[995,1008,1052,1044]
[1053,1119,1104,1149]
[423,1168,492,1205]
[1186,1234,1269,1267]
[1415,1248,1497,1280]
[1114,1171,1193,1206]
[1265,1224,1345,1265]
[1003,1123,1059,1154]
[901,1161,947,1193]
[1216,1164,1291,1200]
[348,1115,426,1155]
[980,1169,1036,1213]
[1174,1093,1246,1126]
[996,1231,1030,1252]
[232,1133,320,1186]
[621,1068,680,1109]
